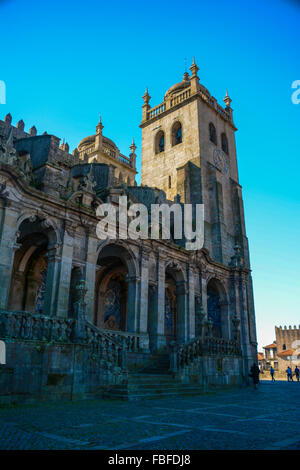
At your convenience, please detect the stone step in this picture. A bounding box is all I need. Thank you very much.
[103,387,204,401]
[128,374,174,383]
[112,382,200,391]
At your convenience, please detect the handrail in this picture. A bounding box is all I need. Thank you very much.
[0,310,127,370]
[169,336,241,372]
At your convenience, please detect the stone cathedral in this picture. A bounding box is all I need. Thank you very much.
[0,60,257,402]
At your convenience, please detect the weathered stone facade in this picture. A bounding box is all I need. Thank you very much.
[0,61,257,402]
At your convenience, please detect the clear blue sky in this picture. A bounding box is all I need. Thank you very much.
[1,0,299,350]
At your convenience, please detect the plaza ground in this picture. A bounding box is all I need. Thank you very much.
[0,380,299,450]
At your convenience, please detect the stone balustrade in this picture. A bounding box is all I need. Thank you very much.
[98,327,142,353]
[118,154,132,167]
[145,87,232,124]
[0,310,74,342]
[170,89,191,107]
[86,322,127,369]
[0,310,127,370]
[147,102,166,120]
[170,336,242,372]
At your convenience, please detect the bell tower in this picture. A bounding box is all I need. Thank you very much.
[140,59,248,269]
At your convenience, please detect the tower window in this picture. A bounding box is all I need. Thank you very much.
[221,132,229,154]
[168,175,172,188]
[155,130,165,154]
[209,123,217,145]
[171,122,182,146]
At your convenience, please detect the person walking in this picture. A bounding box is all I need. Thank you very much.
[286,366,293,382]
[294,366,300,382]
[249,362,260,389]
[270,366,275,382]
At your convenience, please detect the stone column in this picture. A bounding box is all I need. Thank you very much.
[188,264,195,341]
[126,276,139,333]
[84,233,98,323]
[151,251,166,351]
[232,270,253,383]
[139,248,150,334]
[176,280,188,344]
[0,202,20,310]
[55,224,75,317]
[43,245,61,316]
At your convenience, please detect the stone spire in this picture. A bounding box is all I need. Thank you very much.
[223,89,233,121]
[189,57,200,94]
[95,114,104,151]
[129,138,137,170]
[29,126,37,136]
[223,89,232,108]
[189,56,199,77]
[142,88,151,121]
[96,114,104,134]
[4,113,12,125]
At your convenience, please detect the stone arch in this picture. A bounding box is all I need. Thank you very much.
[16,212,61,246]
[171,121,182,146]
[154,130,165,154]
[95,242,139,332]
[8,215,58,313]
[206,277,230,338]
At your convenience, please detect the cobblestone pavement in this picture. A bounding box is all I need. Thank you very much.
[0,380,300,450]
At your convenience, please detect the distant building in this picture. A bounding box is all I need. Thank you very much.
[262,325,300,372]
[257,352,265,370]
[275,325,300,371]
[263,343,278,370]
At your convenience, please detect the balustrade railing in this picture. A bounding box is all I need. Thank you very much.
[170,89,191,107]
[147,102,166,120]
[98,327,141,353]
[118,154,131,167]
[170,336,241,372]
[86,321,127,369]
[0,310,127,370]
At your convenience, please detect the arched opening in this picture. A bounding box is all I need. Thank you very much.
[164,263,186,344]
[155,130,165,154]
[94,243,137,332]
[207,278,229,338]
[171,122,182,146]
[8,217,57,314]
[283,344,286,350]
[221,132,229,154]
[209,122,217,145]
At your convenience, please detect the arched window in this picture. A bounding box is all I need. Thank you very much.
[171,122,182,146]
[155,130,165,154]
[209,123,217,145]
[221,132,229,154]
[283,344,286,350]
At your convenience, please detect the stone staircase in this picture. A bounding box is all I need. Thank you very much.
[103,353,203,401]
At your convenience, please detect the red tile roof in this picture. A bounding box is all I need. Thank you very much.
[277,349,295,357]
[257,353,264,361]
[263,343,277,349]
